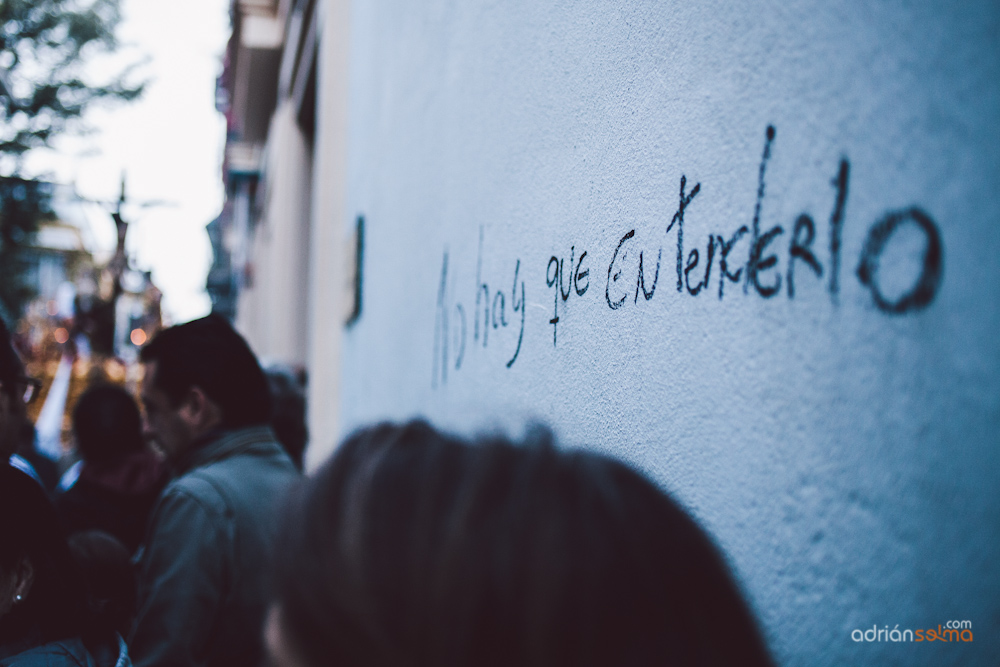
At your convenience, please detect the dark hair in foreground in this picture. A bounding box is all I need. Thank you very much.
[0,466,84,645]
[139,314,271,428]
[67,530,136,639]
[73,384,144,462]
[273,421,774,667]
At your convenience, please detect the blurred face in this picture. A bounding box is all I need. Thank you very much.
[140,361,197,461]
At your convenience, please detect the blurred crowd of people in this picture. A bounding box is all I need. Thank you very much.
[0,313,774,667]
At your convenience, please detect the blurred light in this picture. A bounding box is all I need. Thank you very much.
[46,300,58,316]
[53,328,69,344]
[130,328,147,346]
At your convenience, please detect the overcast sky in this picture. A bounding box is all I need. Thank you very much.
[25,0,232,324]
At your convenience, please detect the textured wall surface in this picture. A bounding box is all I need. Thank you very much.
[337,2,999,664]
[237,102,312,366]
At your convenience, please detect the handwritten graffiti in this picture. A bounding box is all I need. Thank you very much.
[431,125,944,386]
[547,245,590,345]
[433,229,525,388]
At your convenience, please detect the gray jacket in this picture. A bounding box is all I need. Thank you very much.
[130,426,299,667]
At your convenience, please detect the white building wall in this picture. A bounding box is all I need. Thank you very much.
[302,0,350,470]
[326,1,999,664]
[236,101,312,365]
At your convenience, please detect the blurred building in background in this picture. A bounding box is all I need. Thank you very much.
[211,0,316,360]
[213,0,334,463]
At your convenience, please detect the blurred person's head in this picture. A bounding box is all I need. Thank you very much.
[73,384,144,464]
[264,365,307,470]
[67,530,136,639]
[266,420,774,667]
[0,317,32,460]
[0,465,83,645]
[139,314,271,461]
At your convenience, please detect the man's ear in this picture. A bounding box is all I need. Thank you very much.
[179,386,224,432]
[12,557,34,603]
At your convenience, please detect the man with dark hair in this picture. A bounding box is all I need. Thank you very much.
[131,314,299,667]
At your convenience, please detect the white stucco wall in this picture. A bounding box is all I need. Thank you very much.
[334,1,998,664]
[305,0,350,470]
[237,102,312,365]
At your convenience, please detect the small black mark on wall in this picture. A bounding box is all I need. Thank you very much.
[345,215,364,327]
